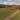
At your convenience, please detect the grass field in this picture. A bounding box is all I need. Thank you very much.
[0,7,17,16]
[0,7,20,20]
[0,7,17,20]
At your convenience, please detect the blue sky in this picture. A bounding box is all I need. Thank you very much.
[0,0,20,4]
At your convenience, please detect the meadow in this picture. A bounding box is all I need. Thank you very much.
[0,7,17,20]
[0,5,20,20]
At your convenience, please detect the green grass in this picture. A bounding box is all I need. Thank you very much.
[0,8,16,16]
[0,7,16,20]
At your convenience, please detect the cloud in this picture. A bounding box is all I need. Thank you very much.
[2,1,16,5]
[1,1,16,5]
[3,1,7,4]
[0,0,20,5]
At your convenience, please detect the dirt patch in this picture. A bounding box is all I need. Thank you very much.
[10,12,16,18]
[4,16,12,20]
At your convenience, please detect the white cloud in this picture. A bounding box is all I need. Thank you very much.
[7,2,16,5]
[2,2,16,5]
[3,1,7,4]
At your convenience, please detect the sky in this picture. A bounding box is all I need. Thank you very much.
[0,0,20,4]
